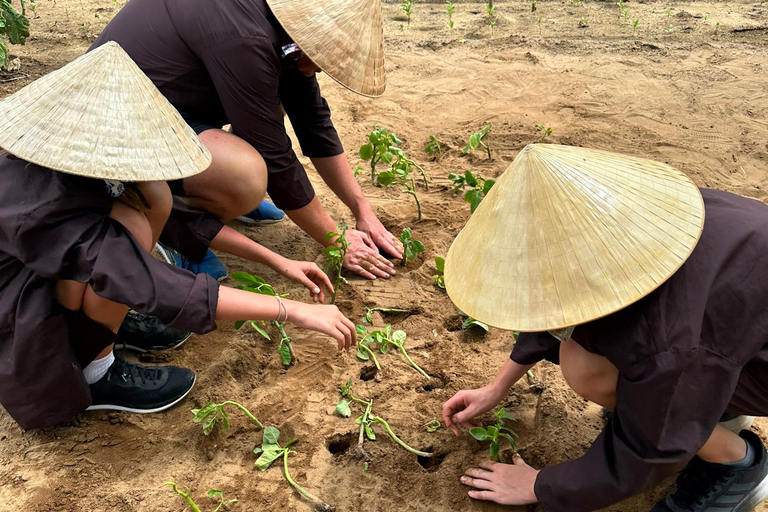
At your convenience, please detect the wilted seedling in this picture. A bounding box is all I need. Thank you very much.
[324,221,349,304]
[446,0,456,31]
[254,427,335,512]
[424,135,442,160]
[192,400,263,435]
[399,227,425,265]
[425,419,442,433]
[401,0,412,24]
[432,257,446,290]
[470,406,518,461]
[165,483,237,512]
[536,124,553,142]
[460,312,489,332]
[362,306,408,325]
[231,272,295,366]
[462,124,492,160]
[357,324,430,379]
[336,380,432,458]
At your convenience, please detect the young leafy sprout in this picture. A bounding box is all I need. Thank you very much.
[399,227,425,265]
[0,0,30,69]
[323,221,349,304]
[424,419,441,433]
[336,380,432,458]
[377,153,427,221]
[486,3,496,32]
[401,0,412,25]
[165,483,237,512]
[356,324,430,379]
[254,427,335,512]
[362,306,408,325]
[446,0,456,31]
[192,400,263,435]
[462,124,492,160]
[460,312,489,332]
[460,170,496,213]
[358,307,407,369]
[424,135,442,160]
[359,126,401,185]
[432,257,446,289]
[231,272,295,366]
[470,406,518,462]
[536,124,553,142]
[633,19,639,31]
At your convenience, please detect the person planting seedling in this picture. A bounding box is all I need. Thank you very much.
[356,324,430,379]
[335,380,432,459]
[463,124,492,160]
[443,144,768,512]
[324,222,350,304]
[399,228,425,266]
[470,406,518,461]
[254,427,334,512]
[165,483,237,512]
[191,400,263,435]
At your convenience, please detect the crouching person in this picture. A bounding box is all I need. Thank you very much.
[441,144,768,511]
[0,43,356,430]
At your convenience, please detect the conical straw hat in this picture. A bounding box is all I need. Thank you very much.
[266,0,385,97]
[0,41,211,181]
[445,144,705,332]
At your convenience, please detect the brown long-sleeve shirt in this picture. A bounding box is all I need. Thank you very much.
[90,0,344,211]
[511,188,768,511]
[0,154,220,429]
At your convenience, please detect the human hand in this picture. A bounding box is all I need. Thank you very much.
[356,214,404,260]
[442,384,506,436]
[274,258,334,303]
[343,229,396,280]
[286,301,357,351]
[461,456,539,505]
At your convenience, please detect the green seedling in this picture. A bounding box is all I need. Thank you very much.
[324,221,349,304]
[526,369,546,393]
[362,307,408,325]
[486,3,496,33]
[424,135,442,160]
[336,380,432,458]
[401,0,412,24]
[532,0,537,12]
[192,400,263,435]
[356,324,430,379]
[377,154,426,221]
[470,406,518,461]
[460,312,489,332]
[231,272,295,366]
[446,0,456,31]
[432,257,446,289]
[399,227,425,265]
[359,125,401,184]
[165,483,237,512]
[462,124,492,160]
[254,427,335,512]
[536,124,553,142]
[425,419,442,432]
[632,19,639,31]
[355,324,381,370]
[622,9,629,18]
[457,170,496,213]
[537,16,542,32]
[0,0,29,68]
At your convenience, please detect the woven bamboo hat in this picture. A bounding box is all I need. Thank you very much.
[0,41,211,181]
[266,0,386,97]
[445,144,705,332]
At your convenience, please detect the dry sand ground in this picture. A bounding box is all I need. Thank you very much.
[1,1,767,511]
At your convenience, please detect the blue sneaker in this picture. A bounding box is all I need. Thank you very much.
[236,201,285,225]
[155,243,228,282]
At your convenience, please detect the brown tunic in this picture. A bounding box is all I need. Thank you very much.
[90,0,345,211]
[511,188,768,511]
[0,155,220,429]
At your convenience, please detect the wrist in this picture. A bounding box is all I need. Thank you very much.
[351,198,375,221]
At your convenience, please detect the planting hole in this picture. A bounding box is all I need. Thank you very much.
[420,374,448,393]
[360,365,378,382]
[326,432,356,456]
[417,448,446,472]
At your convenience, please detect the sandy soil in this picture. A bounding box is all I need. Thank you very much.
[1,1,768,511]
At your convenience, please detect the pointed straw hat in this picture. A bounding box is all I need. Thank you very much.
[0,41,211,182]
[266,0,386,97]
[444,144,705,332]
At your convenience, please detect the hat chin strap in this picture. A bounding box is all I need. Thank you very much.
[548,326,575,343]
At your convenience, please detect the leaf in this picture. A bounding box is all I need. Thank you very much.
[391,330,406,344]
[365,424,376,441]
[502,410,516,421]
[359,143,373,160]
[464,170,479,187]
[202,416,217,436]
[208,490,223,500]
[354,415,363,425]
[480,124,492,137]
[470,427,489,441]
[490,440,500,461]
[424,420,441,433]
[192,402,217,423]
[482,179,496,195]
[499,432,518,451]
[278,343,292,366]
[404,245,416,261]
[381,151,394,164]
[464,189,483,213]
[254,449,282,471]
[0,3,28,45]
[486,425,499,438]
[411,240,425,253]
[263,426,281,446]
[377,171,395,186]
[356,345,370,361]
[220,407,230,431]
[251,321,271,340]
[324,231,338,242]
[230,272,266,288]
[325,246,341,258]
[400,227,412,242]
[335,400,352,418]
[356,324,368,335]
[234,320,245,330]
[435,257,445,273]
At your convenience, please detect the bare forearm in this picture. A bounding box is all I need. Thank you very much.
[311,154,374,219]
[209,225,284,269]
[284,196,337,246]
[491,359,535,394]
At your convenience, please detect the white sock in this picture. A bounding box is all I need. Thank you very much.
[83,351,115,384]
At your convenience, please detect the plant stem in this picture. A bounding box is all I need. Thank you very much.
[371,417,432,457]
[396,344,430,379]
[221,401,263,429]
[166,484,202,512]
[412,161,429,190]
[481,141,492,160]
[357,400,373,449]
[359,344,381,370]
[404,182,422,221]
[282,450,334,512]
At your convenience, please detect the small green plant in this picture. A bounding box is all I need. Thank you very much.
[532,0,537,12]
[0,0,30,69]
[632,19,639,31]
[462,124,492,160]
[425,419,442,432]
[424,135,442,160]
[336,380,432,458]
[324,221,349,304]
[432,257,446,289]
[537,16,542,32]
[579,17,589,27]
[356,324,430,379]
[377,154,427,221]
[486,3,496,33]
[401,0,412,24]
[470,406,518,461]
[399,227,425,265]
[536,124,553,142]
[448,170,496,212]
[446,0,456,31]
[622,8,629,18]
[165,483,237,512]
[254,427,335,512]
[191,400,263,435]
[231,272,295,366]
[362,306,408,325]
[460,312,489,332]
[355,324,382,370]
[359,126,401,184]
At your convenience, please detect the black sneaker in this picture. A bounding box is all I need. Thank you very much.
[651,430,768,512]
[86,357,195,413]
[115,311,191,352]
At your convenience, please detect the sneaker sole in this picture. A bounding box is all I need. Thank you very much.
[235,215,285,226]
[739,469,768,512]
[114,331,191,353]
[85,374,195,414]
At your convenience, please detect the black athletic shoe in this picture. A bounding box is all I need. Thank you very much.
[651,430,768,512]
[86,357,195,413]
[115,311,191,352]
